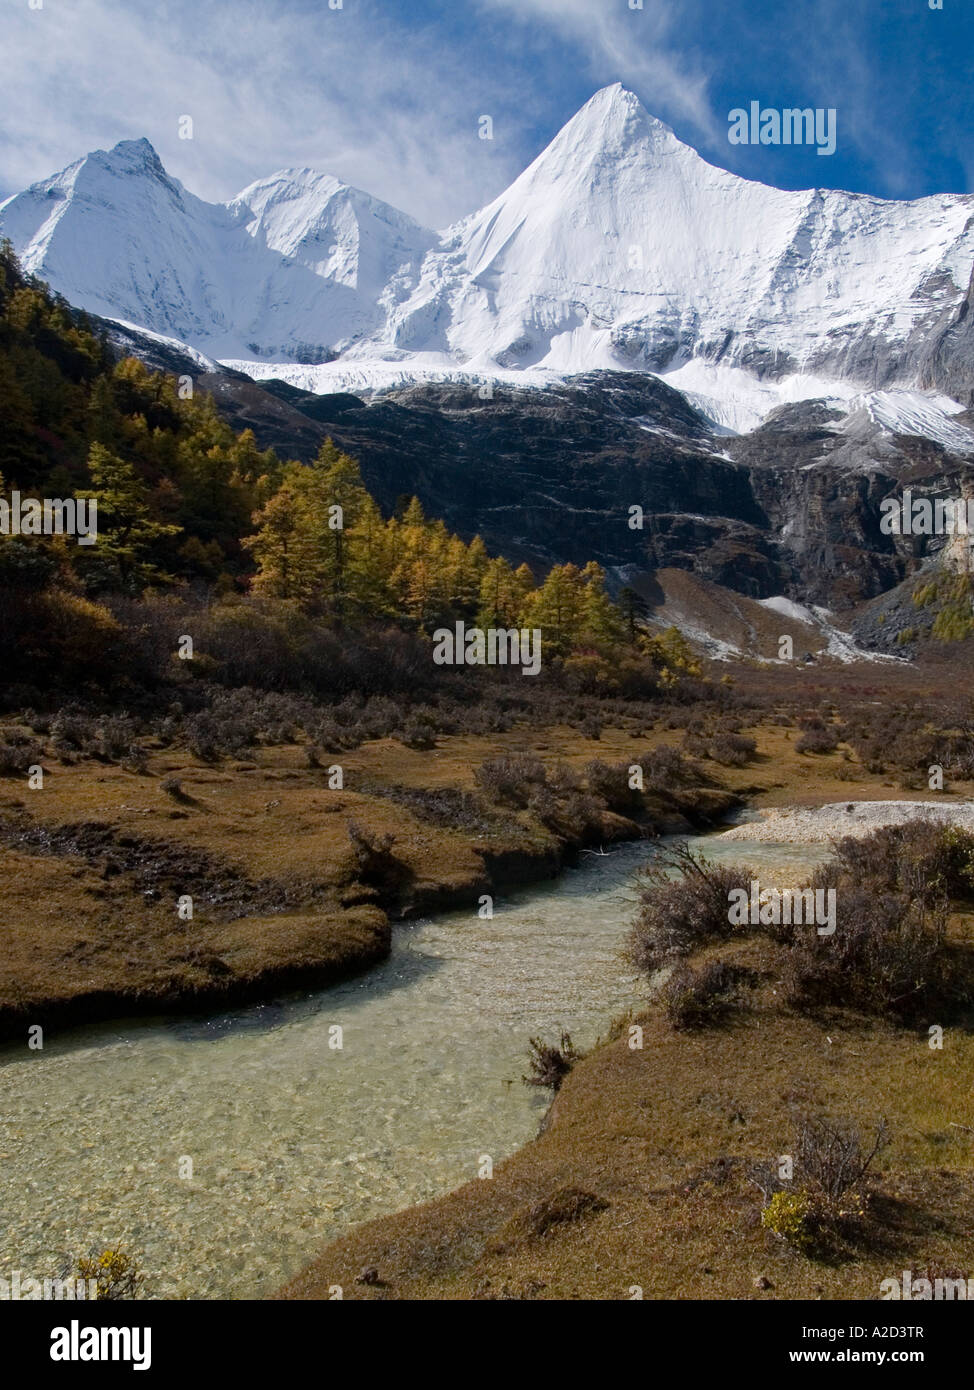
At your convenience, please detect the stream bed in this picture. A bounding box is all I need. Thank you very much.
[0,827,824,1298]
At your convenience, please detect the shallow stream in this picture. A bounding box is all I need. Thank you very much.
[0,826,823,1298]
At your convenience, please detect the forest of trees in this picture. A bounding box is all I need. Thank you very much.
[243,442,627,655]
[0,240,699,698]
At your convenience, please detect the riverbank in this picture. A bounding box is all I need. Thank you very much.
[6,704,974,1043]
[278,977,974,1301]
[279,828,974,1301]
[0,833,669,1298]
[5,709,974,1298]
[0,723,736,1042]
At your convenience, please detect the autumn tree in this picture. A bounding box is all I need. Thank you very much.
[79,443,180,590]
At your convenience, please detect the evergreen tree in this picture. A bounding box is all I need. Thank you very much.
[80,443,181,589]
[522,563,585,654]
[618,585,649,643]
[579,561,626,646]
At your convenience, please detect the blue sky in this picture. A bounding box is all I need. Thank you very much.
[2,0,971,225]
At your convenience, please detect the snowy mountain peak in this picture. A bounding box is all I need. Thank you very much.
[229,167,436,294]
[78,138,187,211]
[97,137,170,176]
[544,82,684,159]
[2,91,972,415]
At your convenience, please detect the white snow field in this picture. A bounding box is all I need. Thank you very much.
[3,85,973,428]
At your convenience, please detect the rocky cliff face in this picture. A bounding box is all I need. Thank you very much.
[96,319,974,624]
[920,262,974,408]
[276,371,974,614]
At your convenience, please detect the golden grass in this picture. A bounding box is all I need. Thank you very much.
[3,714,968,1039]
[280,935,974,1301]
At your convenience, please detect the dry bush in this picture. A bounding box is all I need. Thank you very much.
[523,1032,579,1091]
[583,759,643,814]
[752,1115,891,1253]
[795,1115,891,1205]
[0,741,42,776]
[780,883,955,1020]
[795,725,839,755]
[94,715,139,761]
[660,960,751,1030]
[475,755,547,807]
[708,731,757,766]
[830,820,974,905]
[629,843,754,974]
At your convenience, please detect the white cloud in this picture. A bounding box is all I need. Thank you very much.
[0,0,536,226]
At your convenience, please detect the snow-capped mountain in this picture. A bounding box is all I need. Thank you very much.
[0,137,435,362]
[3,84,973,415]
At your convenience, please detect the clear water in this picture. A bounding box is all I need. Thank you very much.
[0,830,825,1299]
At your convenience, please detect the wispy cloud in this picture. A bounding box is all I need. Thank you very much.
[0,0,535,225]
[1,0,967,221]
[473,0,720,144]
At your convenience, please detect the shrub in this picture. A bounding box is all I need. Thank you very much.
[761,1190,813,1251]
[76,1246,143,1300]
[682,732,709,759]
[755,1115,891,1255]
[776,822,974,1020]
[830,820,974,906]
[313,717,348,753]
[780,885,954,1020]
[709,731,757,766]
[0,741,42,776]
[794,1115,890,1206]
[95,715,138,761]
[475,755,547,808]
[530,786,602,841]
[523,1032,579,1091]
[584,759,642,813]
[660,960,749,1029]
[183,713,222,761]
[396,713,438,749]
[50,710,96,751]
[795,725,839,755]
[1,589,127,692]
[0,724,35,746]
[124,743,148,773]
[629,843,754,974]
[546,761,582,796]
[638,745,701,794]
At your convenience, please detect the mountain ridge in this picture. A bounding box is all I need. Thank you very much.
[2,84,972,418]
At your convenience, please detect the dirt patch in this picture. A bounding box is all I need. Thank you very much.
[0,815,316,918]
